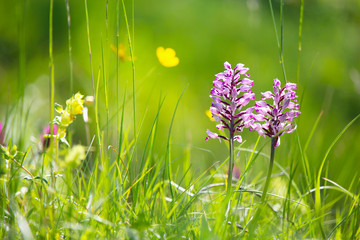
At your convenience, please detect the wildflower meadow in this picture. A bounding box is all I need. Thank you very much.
[0,0,360,239]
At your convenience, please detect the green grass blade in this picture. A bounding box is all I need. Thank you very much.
[65,0,73,94]
[296,0,304,83]
[164,86,188,200]
[315,113,360,211]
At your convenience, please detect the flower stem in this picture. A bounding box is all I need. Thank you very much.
[261,137,276,203]
[227,137,234,198]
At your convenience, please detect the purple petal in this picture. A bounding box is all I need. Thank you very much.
[240,78,253,86]
[255,101,268,107]
[255,107,270,115]
[215,73,225,79]
[212,102,223,110]
[279,113,288,122]
[252,114,266,121]
[243,118,255,128]
[285,124,297,133]
[288,110,301,118]
[210,106,220,115]
[287,101,299,109]
[282,99,290,109]
[205,129,221,142]
[242,113,253,122]
[216,124,226,130]
[272,108,279,116]
[231,87,238,98]
[245,107,254,113]
[222,88,230,96]
[238,97,250,107]
[234,63,245,72]
[210,88,222,97]
[284,82,297,90]
[274,78,281,87]
[210,96,221,103]
[224,61,231,70]
[234,135,242,143]
[261,91,274,100]
[242,91,255,102]
[239,67,249,75]
[273,78,281,95]
[213,114,222,122]
[249,122,261,131]
[249,123,266,136]
[274,137,280,148]
[213,79,224,88]
[284,91,296,100]
[239,85,252,92]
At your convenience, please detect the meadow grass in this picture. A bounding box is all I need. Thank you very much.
[0,0,359,239]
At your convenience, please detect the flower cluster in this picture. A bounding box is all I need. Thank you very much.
[206,62,301,148]
[205,62,255,143]
[53,92,84,144]
[251,78,300,147]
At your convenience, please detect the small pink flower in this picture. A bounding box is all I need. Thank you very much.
[227,165,241,180]
[41,124,59,149]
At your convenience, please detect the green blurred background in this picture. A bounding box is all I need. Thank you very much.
[0,0,359,191]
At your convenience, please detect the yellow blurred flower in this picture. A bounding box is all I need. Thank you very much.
[156,47,179,67]
[60,111,72,127]
[66,92,84,115]
[111,43,131,61]
[206,109,215,121]
[63,145,86,168]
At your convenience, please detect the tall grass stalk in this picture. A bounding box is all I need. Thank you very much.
[65,0,73,94]
[268,0,287,83]
[296,0,304,83]
[48,0,57,237]
[121,0,138,207]
[116,0,120,148]
[16,0,26,150]
[84,0,95,97]
[165,86,187,200]
[95,69,103,163]
[104,0,109,147]
[48,0,55,145]
[117,87,127,174]
[279,0,287,83]
[121,0,136,144]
